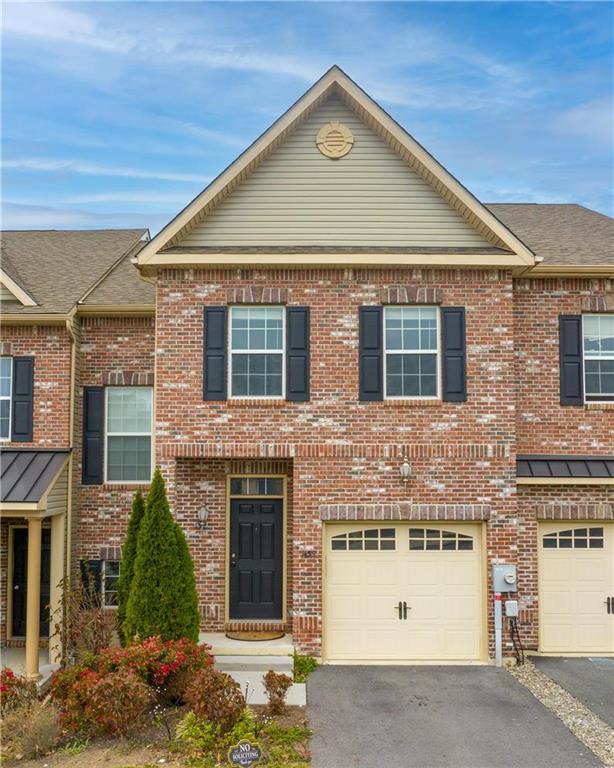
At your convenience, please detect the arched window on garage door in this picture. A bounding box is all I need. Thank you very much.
[542,527,604,549]
[330,528,396,551]
[408,528,474,550]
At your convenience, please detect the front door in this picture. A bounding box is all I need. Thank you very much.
[12,527,51,637]
[229,498,283,620]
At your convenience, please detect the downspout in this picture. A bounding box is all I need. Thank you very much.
[65,314,77,582]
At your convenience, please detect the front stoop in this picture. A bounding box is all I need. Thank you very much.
[199,632,306,706]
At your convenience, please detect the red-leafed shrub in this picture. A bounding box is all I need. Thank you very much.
[263,670,293,715]
[0,668,37,715]
[184,668,245,733]
[51,667,151,737]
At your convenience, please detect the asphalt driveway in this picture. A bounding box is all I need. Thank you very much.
[533,656,614,728]
[307,666,601,768]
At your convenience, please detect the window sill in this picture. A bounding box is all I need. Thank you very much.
[383,399,443,407]
[227,399,287,408]
[585,402,614,411]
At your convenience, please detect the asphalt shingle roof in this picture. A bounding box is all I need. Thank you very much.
[487,204,614,267]
[0,229,151,314]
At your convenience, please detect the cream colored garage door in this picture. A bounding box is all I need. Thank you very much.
[324,523,484,662]
[539,523,614,654]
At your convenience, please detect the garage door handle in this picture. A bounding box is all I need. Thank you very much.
[607,597,612,615]
[403,601,411,620]
[395,601,402,620]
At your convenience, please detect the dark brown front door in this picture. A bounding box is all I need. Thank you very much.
[229,499,283,620]
[12,528,51,637]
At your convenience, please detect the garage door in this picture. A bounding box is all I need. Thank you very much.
[539,522,614,654]
[324,523,484,662]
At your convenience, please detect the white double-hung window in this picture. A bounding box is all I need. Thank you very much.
[0,357,12,440]
[583,314,614,401]
[229,307,285,398]
[384,307,439,398]
[106,387,152,482]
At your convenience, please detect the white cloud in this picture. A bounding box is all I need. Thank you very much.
[2,158,208,183]
[553,98,614,147]
[1,200,162,231]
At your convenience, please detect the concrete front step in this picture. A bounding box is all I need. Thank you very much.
[200,632,294,658]
[215,654,293,673]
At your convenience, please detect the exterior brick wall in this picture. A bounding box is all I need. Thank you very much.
[515,277,614,453]
[75,316,155,564]
[1,325,72,447]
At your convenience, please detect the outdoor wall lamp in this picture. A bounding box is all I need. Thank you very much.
[399,453,411,484]
[197,506,210,529]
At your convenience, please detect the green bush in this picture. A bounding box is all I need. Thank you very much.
[117,487,146,644]
[175,711,218,753]
[184,668,245,733]
[292,653,318,683]
[124,469,200,642]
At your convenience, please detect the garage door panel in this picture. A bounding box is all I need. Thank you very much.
[325,523,483,661]
[539,523,613,654]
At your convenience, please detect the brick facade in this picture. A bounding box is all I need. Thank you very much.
[2,272,612,660]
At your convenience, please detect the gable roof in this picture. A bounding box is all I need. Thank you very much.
[138,66,535,271]
[0,229,152,315]
[487,204,614,269]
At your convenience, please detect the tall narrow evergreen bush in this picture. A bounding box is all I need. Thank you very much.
[124,469,200,642]
[117,488,145,644]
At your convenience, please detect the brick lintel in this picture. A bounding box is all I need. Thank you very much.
[320,503,490,521]
[537,503,614,520]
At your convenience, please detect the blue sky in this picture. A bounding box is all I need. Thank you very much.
[1,1,612,234]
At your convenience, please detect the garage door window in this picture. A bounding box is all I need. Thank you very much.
[542,527,604,549]
[331,528,396,551]
[409,528,474,551]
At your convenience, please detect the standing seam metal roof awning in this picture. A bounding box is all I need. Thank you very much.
[517,455,614,479]
[0,449,70,503]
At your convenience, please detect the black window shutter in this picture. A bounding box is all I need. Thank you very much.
[82,386,104,485]
[11,356,34,442]
[441,307,467,402]
[559,315,583,406]
[286,307,310,401]
[80,559,102,602]
[203,307,227,400]
[359,306,383,401]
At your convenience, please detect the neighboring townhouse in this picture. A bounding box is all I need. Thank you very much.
[1,67,612,677]
[0,229,154,677]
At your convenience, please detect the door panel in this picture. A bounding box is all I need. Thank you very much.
[230,499,283,620]
[539,523,613,653]
[324,523,483,661]
[11,527,51,637]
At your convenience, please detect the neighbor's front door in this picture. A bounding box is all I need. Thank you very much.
[229,499,283,620]
[12,527,51,637]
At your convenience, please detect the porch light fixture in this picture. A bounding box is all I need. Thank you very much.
[197,506,210,529]
[399,454,411,484]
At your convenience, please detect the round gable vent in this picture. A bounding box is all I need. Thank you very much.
[316,121,354,159]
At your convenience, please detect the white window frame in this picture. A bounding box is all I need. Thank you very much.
[104,386,153,485]
[0,356,12,442]
[228,306,286,400]
[101,560,120,607]
[383,306,440,400]
[583,314,614,403]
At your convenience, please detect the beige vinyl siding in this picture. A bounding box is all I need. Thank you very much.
[180,96,491,248]
[46,466,68,517]
[0,283,20,302]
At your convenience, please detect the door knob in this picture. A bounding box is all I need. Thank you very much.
[230,553,237,568]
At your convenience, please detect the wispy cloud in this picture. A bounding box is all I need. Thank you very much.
[2,158,208,184]
[552,97,614,148]
[1,201,166,232]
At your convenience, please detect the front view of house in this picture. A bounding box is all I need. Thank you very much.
[1,67,613,675]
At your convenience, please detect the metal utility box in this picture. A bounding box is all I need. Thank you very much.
[505,600,519,617]
[492,564,518,593]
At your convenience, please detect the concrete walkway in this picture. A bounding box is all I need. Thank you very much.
[307,666,601,768]
[533,656,614,728]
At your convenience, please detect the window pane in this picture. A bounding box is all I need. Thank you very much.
[232,353,282,396]
[385,307,437,352]
[107,387,152,433]
[584,315,614,357]
[585,360,614,396]
[0,399,9,439]
[107,436,151,482]
[231,307,283,351]
[0,357,11,397]
[386,353,437,397]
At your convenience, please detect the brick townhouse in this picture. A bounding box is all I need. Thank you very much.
[1,67,612,678]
